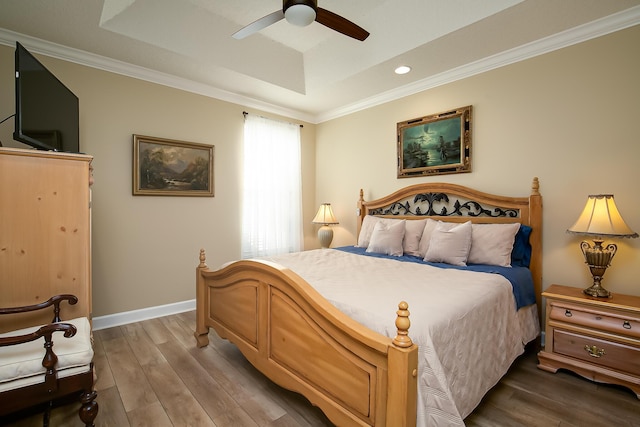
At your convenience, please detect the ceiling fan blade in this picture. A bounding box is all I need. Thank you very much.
[316,7,369,41]
[232,10,285,39]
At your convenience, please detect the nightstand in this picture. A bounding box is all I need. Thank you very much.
[537,284,640,398]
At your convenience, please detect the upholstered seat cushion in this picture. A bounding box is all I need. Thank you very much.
[0,317,93,392]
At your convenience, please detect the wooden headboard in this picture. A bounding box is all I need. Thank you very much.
[356,177,543,314]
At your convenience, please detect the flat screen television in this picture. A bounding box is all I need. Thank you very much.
[13,42,80,153]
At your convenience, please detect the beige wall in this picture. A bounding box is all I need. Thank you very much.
[0,44,317,317]
[317,25,640,297]
[1,24,638,319]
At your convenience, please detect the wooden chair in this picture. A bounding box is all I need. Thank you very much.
[0,294,98,426]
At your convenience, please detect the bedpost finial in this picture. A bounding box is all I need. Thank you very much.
[392,301,413,348]
[198,248,207,268]
[359,188,364,202]
[531,177,540,196]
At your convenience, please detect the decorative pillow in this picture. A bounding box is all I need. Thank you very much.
[358,216,426,255]
[358,216,400,247]
[403,219,429,257]
[417,218,440,257]
[366,220,405,256]
[511,224,533,267]
[424,221,472,266]
[357,215,380,248]
[467,223,520,267]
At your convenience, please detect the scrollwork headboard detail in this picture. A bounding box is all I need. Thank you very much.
[367,193,521,218]
[358,177,540,230]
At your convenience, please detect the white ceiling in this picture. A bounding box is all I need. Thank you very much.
[1,0,639,123]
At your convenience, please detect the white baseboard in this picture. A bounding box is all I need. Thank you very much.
[92,299,196,331]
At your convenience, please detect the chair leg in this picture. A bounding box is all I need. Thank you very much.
[78,390,98,427]
[43,401,52,427]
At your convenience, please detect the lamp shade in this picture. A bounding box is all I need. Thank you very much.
[567,194,638,238]
[312,203,338,225]
[285,4,316,26]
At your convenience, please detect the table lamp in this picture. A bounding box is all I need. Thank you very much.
[567,194,638,297]
[312,203,339,248]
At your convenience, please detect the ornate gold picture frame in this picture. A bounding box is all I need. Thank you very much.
[397,105,472,178]
[133,134,214,196]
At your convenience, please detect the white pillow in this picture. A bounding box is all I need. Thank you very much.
[424,221,472,266]
[359,216,424,254]
[357,215,379,247]
[416,218,439,258]
[403,219,428,257]
[366,220,405,256]
[467,223,520,267]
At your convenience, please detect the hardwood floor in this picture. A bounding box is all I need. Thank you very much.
[3,311,639,426]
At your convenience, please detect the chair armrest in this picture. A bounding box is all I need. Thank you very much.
[0,323,77,348]
[0,294,78,323]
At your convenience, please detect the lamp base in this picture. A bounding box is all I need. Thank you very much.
[579,239,617,298]
[583,283,611,298]
[317,225,334,249]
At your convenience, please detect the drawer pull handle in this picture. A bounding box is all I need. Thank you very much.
[584,345,605,358]
[564,309,572,317]
[623,321,631,330]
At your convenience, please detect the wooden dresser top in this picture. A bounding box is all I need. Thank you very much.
[543,284,640,314]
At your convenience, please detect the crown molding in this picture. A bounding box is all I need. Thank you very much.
[1,5,638,125]
[0,28,315,124]
[316,5,640,123]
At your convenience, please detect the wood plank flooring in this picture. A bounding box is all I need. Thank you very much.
[3,311,639,426]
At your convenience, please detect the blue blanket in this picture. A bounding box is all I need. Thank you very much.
[335,246,536,310]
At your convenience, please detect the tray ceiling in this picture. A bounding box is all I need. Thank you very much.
[0,0,639,122]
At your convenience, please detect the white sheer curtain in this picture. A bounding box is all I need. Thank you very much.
[241,114,303,258]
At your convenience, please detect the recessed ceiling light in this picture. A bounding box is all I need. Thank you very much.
[395,65,411,75]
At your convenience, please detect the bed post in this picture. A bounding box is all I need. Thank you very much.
[194,248,210,347]
[356,189,366,242]
[386,302,418,427]
[528,177,543,324]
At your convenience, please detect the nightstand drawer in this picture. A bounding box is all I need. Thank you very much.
[554,329,640,376]
[549,301,640,339]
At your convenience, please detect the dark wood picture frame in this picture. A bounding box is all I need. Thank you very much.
[397,105,472,178]
[133,134,214,196]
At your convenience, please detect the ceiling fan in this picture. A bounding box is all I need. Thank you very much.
[232,0,369,41]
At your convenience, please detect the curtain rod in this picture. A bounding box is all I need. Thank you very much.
[243,111,303,128]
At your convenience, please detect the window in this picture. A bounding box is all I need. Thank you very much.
[241,114,302,258]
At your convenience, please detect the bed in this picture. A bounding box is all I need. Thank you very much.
[195,178,543,426]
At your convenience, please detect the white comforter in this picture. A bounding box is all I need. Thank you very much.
[264,249,539,427]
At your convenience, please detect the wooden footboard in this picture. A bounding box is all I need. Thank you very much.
[194,249,418,427]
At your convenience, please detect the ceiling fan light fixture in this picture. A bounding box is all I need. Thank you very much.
[285,4,316,27]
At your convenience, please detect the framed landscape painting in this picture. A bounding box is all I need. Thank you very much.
[133,135,214,196]
[397,105,472,178]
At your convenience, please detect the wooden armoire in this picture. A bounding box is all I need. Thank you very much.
[0,147,93,332]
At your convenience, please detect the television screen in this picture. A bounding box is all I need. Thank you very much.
[13,42,79,153]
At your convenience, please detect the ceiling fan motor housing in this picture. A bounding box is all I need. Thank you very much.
[284,0,318,12]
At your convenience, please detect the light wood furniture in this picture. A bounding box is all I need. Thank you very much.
[0,147,93,333]
[537,284,640,398]
[195,178,543,427]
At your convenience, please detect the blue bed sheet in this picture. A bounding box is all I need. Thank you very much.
[335,246,536,310]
